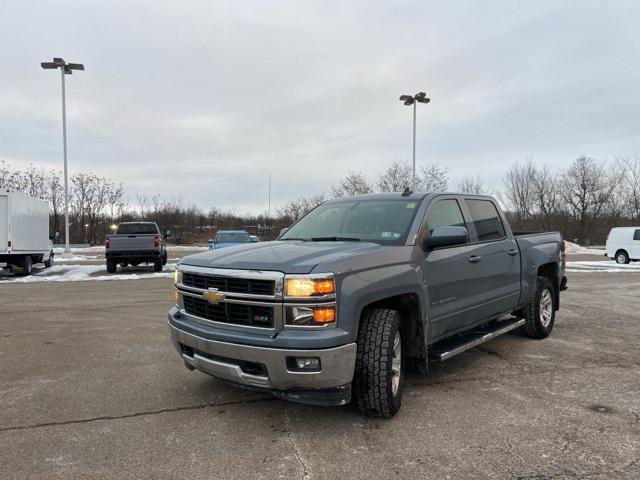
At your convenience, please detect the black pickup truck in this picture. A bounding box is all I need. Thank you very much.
[168,193,567,418]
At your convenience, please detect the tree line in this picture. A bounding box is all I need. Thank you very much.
[1,156,637,245]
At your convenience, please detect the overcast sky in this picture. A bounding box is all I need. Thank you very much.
[1,0,639,213]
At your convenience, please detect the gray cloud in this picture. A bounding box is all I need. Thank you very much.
[1,0,639,213]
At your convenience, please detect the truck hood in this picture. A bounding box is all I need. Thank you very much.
[179,240,388,274]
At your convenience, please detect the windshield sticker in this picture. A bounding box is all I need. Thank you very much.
[406,202,416,209]
[381,232,401,238]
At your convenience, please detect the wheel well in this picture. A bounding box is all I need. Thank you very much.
[615,249,628,257]
[361,293,426,361]
[537,262,559,309]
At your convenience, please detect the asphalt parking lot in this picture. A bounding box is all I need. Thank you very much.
[1,257,639,479]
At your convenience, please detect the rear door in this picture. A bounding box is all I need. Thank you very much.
[462,198,520,318]
[422,197,487,341]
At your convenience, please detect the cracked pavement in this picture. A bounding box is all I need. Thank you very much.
[0,267,639,479]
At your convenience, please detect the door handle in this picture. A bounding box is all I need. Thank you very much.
[507,249,518,256]
[468,255,482,263]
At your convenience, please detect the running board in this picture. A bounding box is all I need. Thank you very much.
[430,318,525,362]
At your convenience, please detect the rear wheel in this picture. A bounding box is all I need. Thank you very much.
[615,250,630,264]
[106,260,117,273]
[353,308,403,418]
[21,256,33,276]
[162,251,168,265]
[523,276,555,339]
[153,257,163,272]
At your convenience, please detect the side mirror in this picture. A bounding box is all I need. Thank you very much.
[279,227,289,238]
[207,239,214,243]
[164,229,172,238]
[423,226,469,250]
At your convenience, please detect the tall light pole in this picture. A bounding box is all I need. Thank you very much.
[41,58,85,255]
[399,92,430,188]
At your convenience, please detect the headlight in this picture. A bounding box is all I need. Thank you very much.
[284,276,335,297]
[174,267,183,284]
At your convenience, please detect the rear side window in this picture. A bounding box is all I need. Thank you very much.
[634,230,640,241]
[116,223,158,235]
[465,200,506,241]
[426,199,466,234]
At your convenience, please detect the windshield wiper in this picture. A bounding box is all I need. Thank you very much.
[280,237,307,241]
[309,236,361,242]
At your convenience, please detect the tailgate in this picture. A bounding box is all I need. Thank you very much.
[109,234,156,251]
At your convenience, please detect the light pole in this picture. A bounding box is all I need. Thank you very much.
[41,58,85,256]
[399,92,430,188]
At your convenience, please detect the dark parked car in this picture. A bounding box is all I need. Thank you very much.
[105,222,169,273]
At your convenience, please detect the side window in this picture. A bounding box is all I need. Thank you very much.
[465,199,506,242]
[634,230,640,241]
[426,199,466,234]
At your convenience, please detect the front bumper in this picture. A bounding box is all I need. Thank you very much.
[168,317,357,406]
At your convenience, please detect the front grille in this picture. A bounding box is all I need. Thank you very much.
[183,296,274,328]
[182,273,275,296]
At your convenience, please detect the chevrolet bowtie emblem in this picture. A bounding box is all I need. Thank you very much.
[202,288,225,304]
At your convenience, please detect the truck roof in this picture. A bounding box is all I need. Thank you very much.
[324,192,496,203]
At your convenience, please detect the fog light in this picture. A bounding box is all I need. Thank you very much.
[287,357,321,372]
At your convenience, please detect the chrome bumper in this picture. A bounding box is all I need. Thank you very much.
[168,321,357,391]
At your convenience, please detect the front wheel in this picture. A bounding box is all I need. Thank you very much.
[353,308,403,418]
[523,276,556,339]
[44,253,54,268]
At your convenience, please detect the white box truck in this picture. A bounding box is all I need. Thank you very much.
[0,190,54,275]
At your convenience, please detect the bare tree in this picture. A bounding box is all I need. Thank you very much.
[331,171,373,197]
[559,156,620,244]
[377,161,412,193]
[530,165,559,229]
[276,193,327,223]
[620,157,640,223]
[503,159,536,226]
[456,175,489,194]
[417,164,448,191]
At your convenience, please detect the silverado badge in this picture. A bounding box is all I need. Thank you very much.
[203,288,225,304]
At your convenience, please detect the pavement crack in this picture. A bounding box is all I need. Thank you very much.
[283,406,311,480]
[0,396,275,434]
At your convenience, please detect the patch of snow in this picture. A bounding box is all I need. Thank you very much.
[566,261,640,273]
[564,241,605,256]
[0,263,176,283]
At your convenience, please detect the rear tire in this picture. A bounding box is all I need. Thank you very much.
[523,276,555,339]
[353,308,403,418]
[106,260,117,273]
[615,250,630,264]
[162,251,168,265]
[153,258,163,272]
[21,256,33,276]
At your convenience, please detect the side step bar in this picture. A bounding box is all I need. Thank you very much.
[430,318,525,362]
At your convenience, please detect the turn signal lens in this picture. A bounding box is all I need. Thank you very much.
[312,307,335,324]
[285,277,335,297]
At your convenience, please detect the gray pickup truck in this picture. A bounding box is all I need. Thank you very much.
[169,193,566,418]
[105,222,169,273]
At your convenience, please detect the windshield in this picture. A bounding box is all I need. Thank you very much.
[280,199,422,245]
[116,223,158,235]
[215,232,250,243]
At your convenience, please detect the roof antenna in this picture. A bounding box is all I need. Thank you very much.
[402,186,413,197]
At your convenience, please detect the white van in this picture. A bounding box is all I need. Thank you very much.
[606,227,640,264]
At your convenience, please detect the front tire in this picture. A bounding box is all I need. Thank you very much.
[44,253,54,268]
[353,308,403,418]
[615,250,630,264]
[523,276,556,339]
